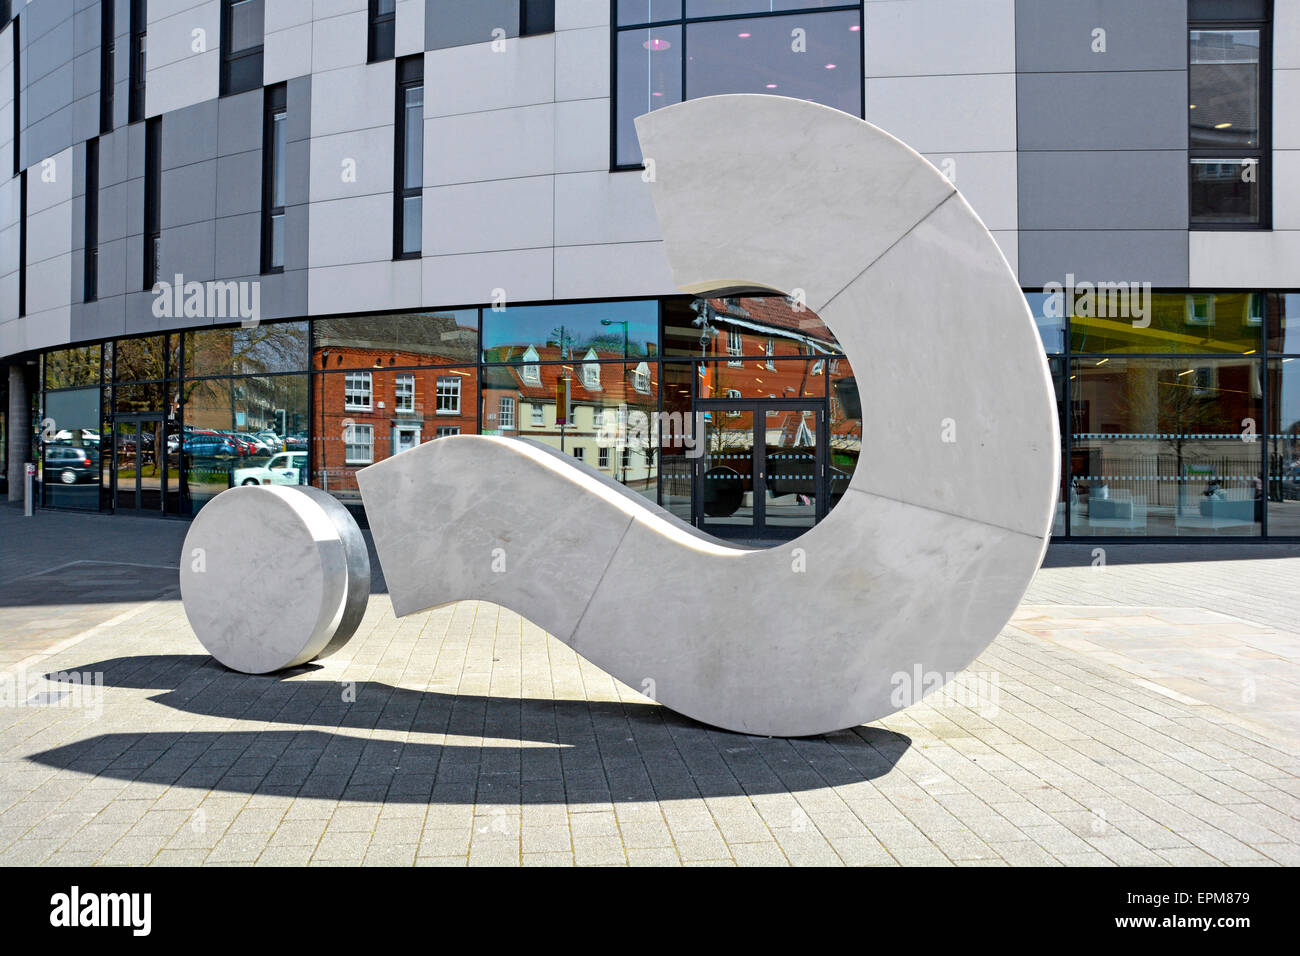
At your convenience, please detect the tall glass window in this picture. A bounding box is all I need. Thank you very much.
[368,0,396,63]
[221,0,264,96]
[262,84,287,273]
[612,3,862,167]
[1188,8,1269,227]
[395,56,423,258]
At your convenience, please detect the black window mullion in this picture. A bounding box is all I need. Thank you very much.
[143,115,161,290]
[85,137,100,302]
[261,83,286,274]
[129,0,145,123]
[99,0,115,133]
[393,55,423,260]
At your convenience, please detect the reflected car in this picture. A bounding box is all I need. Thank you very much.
[253,430,285,453]
[233,451,308,486]
[45,445,99,484]
[283,432,308,451]
[182,435,238,460]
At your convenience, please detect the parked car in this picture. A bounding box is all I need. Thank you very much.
[253,430,285,453]
[183,435,238,461]
[236,433,273,456]
[283,432,308,451]
[45,445,99,484]
[233,451,308,487]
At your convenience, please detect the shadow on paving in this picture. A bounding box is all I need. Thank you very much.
[24,655,911,803]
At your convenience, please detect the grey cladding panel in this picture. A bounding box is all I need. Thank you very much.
[1016,0,1188,73]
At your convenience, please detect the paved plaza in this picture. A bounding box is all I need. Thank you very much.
[1,506,1298,866]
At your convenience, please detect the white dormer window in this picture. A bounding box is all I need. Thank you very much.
[522,345,541,385]
[582,348,601,389]
[633,361,650,393]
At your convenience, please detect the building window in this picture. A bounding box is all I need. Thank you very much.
[143,116,161,290]
[621,447,630,468]
[344,423,374,464]
[17,168,24,316]
[531,404,543,426]
[572,446,585,461]
[435,375,460,413]
[84,138,99,302]
[394,55,423,258]
[598,445,609,468]
[11,16,19,176]
[521,0,554,36]
[633,362,651,393]
[221,0,264,96]
[1188,2,1270,227]
[368,0,396,63]
[765,338,775,369]
[727,330,742,366]
[435,425,460,438]
[261,83,286,273]
[521,346,541,385]
[499,396,516,429]
[129,0,146,123]
[394,373,415,412]
[100,0,115,133]
[612,3,863,167]
[344,371,372,410]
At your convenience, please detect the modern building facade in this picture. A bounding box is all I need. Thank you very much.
[0,0,1296,541]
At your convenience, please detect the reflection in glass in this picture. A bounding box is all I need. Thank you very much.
[186,321,309,378]
[316,311,478,368]
[660,362,695,520]
[663,295,842,359]
[1190,158,1260,225]
[1024,292,1067,355]
[1267,358,1300,535]
[686,12,861,111]
[828,356,860,512]
[41,386,101,509]
[700,406,755,532]
[1189,29,1260,149]
[45,346,102,389]
[1270,294,1300,353]
[1069,292,1263,354]
[482,301,657,361]
[615,25,682,166]
[313,368,478,507]
[114,335,167,382]
[483,361,659,502]
[616,0,682,23]
[1069,357,1263,536]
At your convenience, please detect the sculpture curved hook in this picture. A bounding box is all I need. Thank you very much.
[181,95,1059,737]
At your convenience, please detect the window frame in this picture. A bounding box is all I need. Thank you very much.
[261,83,287,274]
[1187,6,1272,230]
[394,372,415,412]
[100,0,115,133]
[344,422,374,464]
[499,396,516,430]
[127,1,146,124]
[520,0,555,37]
[368,0,396,63]
[143,116,161,290]
[84,137,99,302]
[435,375,461,414]
[344,370,373,411]
[220,0,264,97]
[393,55,424,260]
[609,2,865,172]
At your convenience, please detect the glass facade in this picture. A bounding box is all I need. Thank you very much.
[25,289,1300,541]
[612,3,863,167]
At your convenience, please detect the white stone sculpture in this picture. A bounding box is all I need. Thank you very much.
[183,95,1059,736]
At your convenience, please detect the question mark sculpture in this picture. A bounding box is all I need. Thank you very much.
[180,95,1059,737]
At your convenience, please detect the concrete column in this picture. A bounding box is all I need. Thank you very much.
[7,364,29,502]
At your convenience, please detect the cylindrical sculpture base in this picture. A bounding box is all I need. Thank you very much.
[179,485,370,674]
